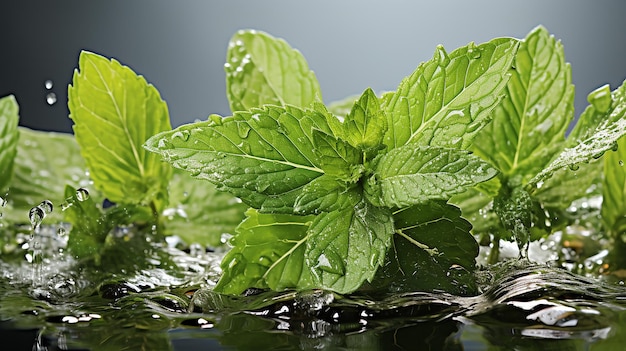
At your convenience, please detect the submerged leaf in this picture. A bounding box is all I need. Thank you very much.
[382,38,519,150]
[226,30,322,112]
[68,51,172,211]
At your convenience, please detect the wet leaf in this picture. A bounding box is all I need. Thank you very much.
[6,127,89,223]
[214,208,315,294]
[306,200,394,294]
[472,25,574,180]
[528,79,626,189]
[373,200,478,295]
[364,145,498,208]
[144,105,333,213]
[382,37,519,150]
[0,95,19,193]
[293,175,361,215]
[342,88,386,156]
[68,51,172,211]
[162,170,248,247]
[226,30,322,112]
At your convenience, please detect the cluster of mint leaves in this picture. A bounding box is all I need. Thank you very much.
[1,25,626,296]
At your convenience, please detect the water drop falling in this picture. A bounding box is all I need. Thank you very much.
[39,200,53,214]
[76,188,89,201]
[44,80,53,90]
[29,206,45,230]
[46,92,57,105]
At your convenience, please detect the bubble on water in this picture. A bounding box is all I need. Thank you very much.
[76,188,89,201]
[44,80,53,90]
[46,92,57,105]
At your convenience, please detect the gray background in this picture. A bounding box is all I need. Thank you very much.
[2,1,625,133]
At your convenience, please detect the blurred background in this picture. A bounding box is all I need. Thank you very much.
[2,0,625,133]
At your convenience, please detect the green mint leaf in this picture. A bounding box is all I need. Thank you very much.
[327,94,360,119]
[383,38,519,150]
[0,95,19,193]
[533,161,602,208]
[6,127,90,223]
[602,132,626,235]
[63,185,108,258]
[528,79,626,190]
[394,200,478,269]
[472,26,574,179]
[373,200,478,294]
[214,209,315,294]
[293,175,361,215]
[226,30,322,112]
[364,145,498,208]
[162,170,248,247]
[342,88,386,154]
[145,105,333,213]
[567,84,612,143]
[312,129,363,181]
[68,51,172,211]
[306,200,393,294]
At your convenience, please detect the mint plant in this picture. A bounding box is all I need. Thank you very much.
[451,26,626,262]
[145,30,519,294]
[1,25,625,298]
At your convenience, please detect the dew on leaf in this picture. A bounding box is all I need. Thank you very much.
[568,163,580,171]
[171,130,190,142]
[76,188,89,201]
[237,122,251,138]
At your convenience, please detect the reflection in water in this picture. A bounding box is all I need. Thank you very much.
[2,226,626,350]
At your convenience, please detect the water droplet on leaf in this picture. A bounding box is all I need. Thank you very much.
[76,188,89,201]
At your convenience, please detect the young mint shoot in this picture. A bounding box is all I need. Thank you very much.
[145,30,519,294]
